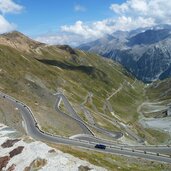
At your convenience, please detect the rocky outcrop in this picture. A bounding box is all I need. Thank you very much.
[0,156,10,170]
[0,31,44,53]
[48,149,56,153]
[9,146,24,158]
[1,139,20,148]
[24,158,47,171]
[0,124,106,171]
[7,164,16,171]
[58,45,77,55]
[78,165,92,171]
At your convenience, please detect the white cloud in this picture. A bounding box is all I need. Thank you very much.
[0,0,23,14]
[110,0,171,24]
[0,0,23,34]
[36,20,116,46]
[58,16,155,45]
[74,4,86,12]
[36,33,87,47]
[113,16,155,31]
[0,15,16,33]
[61,21,104,39]
[36,17,155,46]
[36,0,171,46]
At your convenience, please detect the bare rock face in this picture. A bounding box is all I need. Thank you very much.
[9,146,24,158]
[58,45,77,55]
[1,139,20,148]
[78,165,92,171]
[0,156,10,170]
[24,166,31,171]
[24,158,47,171]
[0,124,106,171]
[7,164,16,171]
[0,31,44,52]
[48,149,56,153]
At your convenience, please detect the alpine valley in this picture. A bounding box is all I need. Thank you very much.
[1,30,171,171]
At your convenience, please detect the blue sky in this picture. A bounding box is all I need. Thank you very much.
[1,0,171,46]
[5,0,124,36]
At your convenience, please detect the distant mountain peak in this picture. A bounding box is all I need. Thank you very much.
[3,30,27,38]
[57,45,77,55]
[0,31,44,52]
[79,24,171,82]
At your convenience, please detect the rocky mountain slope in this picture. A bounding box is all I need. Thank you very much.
[0,31,44,53]
[0,123,106,171]
[79,25,171,82]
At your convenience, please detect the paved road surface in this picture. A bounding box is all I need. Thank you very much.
[1,92,171,164]
[54,94,93,135]
[55,92,123,139]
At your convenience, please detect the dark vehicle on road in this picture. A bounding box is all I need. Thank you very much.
[95,144,106,149]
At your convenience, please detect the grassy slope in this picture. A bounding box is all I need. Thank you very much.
[0,44,144,137]
[1,41,170,144]
[0,98,25,135]
[1,41,171,169]
[146,78,171,101]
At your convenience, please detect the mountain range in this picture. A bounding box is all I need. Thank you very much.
[1,30,171,170]
[79,24,171,82]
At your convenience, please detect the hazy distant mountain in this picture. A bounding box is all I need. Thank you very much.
[79,25,171,82]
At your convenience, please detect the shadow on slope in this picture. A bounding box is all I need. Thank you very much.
[36,59,110,84]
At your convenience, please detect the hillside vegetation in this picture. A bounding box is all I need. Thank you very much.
[1,31,171,170]
[0,31,146,140]
[2,31,170,146]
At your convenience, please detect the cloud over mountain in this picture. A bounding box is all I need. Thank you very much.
[110,0,171,25]
[37,0,171,46]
